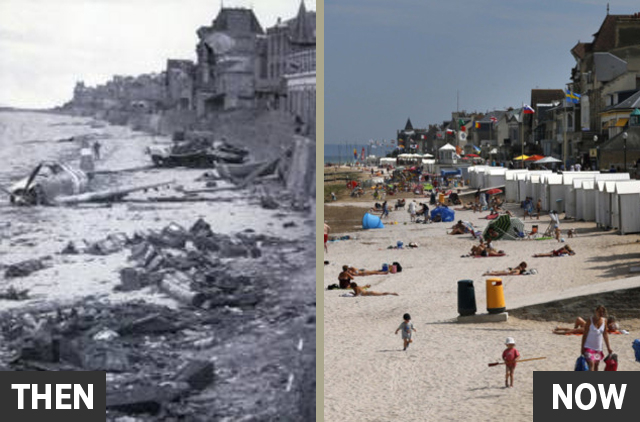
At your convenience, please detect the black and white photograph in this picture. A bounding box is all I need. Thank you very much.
[0,0,316,420]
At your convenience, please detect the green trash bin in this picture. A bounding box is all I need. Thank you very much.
[457,280,477,316]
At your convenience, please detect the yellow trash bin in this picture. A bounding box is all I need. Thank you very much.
[438,193,445,204]
[486,278,506,314]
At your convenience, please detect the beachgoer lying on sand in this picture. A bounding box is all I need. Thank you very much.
[347,266,389,276]
[350,282,398,297]
[553,316,619,335]
[448,220,467,235]
[533,245,575,257]
[483,262,527,276]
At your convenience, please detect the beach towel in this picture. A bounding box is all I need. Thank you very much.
[472,253,506,258]
[485,214,500,220]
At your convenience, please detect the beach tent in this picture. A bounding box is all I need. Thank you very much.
[534,156,562,164]
[575,180,596,221]
[379,158,397,166]
[544,174,564,212]
[483,215,524,241]
[516,172,529,202]
[593,174,630,227]
[560,172,599,213]
[504,170,527,202]
[470,166,489,189]
[484,168,507,189]
[615,182,640,234]
[431,207,455,222]
[362,213,384,229]
[566,177,596,219]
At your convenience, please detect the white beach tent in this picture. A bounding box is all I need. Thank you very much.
[421,159,436,174]
[484,167,507,189]
[517,172,529,202]
[576,180,596,221]
[567,177,597,219]
[604,180,636,229]
[592,174,630,225]
[379,157,397,166]
[505,170,528,202]
[615,181,640,234]
[541,173,562,211]
[527,174,541,200]
[471,166,489,189]
[560,172,599,214]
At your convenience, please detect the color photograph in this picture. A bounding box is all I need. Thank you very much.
[324,1,640,420]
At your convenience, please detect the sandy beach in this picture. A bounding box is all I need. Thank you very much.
[324,186,640,421]
[0,111,315,420]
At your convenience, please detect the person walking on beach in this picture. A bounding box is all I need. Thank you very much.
[581,305,614,371]
[502,337,520,388]
[408,200,417,222]
[536,199,542,220]
[395,313,416,351]
[382,201,389,218]
[93,140,101,160]
[324,222,331,253]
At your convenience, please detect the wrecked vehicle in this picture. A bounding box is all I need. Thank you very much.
[3,161,173,206]
[148,131,249,168]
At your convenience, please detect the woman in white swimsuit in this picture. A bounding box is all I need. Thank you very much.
[580,305,614,371]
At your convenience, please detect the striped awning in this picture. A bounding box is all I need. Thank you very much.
[615,118,629,127]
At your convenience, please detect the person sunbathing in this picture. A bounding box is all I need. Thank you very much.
[483,262,527,276]
[533,245,575,257]
[553,316,619,335]
[350,282,398,297]
[448,220,467,235]
[347,266,389,276]
[338,266,354,289]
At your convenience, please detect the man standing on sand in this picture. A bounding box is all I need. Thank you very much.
[324,222,331,253]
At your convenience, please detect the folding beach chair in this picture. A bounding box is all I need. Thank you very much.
[543,220,556,237]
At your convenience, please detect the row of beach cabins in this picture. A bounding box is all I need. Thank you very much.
[465,166,640,235]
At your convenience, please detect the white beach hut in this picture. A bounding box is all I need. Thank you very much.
[541,174,563,211]
[561,172,599,214]
[576,180,596,221]
[505,170,527,202]
[484,167,507,189]
[615,181,640,234]
[517,172,529,202]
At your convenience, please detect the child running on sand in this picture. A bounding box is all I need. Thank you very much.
[395,313,416,351]
[502,337,520,388]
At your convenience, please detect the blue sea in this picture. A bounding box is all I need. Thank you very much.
[324,143,396,164]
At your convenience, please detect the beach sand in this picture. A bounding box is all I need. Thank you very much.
[324,199,640,422]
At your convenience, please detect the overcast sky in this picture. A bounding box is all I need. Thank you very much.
[0,0,316,108]
[325,0,639,145]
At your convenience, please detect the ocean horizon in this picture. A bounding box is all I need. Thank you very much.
[324,143,395,163]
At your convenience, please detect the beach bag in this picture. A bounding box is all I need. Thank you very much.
[574,355,588,371]
[392,262,403,273]
[604,354,618,371]
[633,339,640,362]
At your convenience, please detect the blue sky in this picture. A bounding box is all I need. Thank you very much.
[0,0,315,108]
[325,0,638,145]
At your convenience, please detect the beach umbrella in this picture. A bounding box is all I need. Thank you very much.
[466,153,480,158]
[486,188,502,195]
[483,215,511,241]
[513,154,529,161]
[525,154,545,162]
[534,156,562,164]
